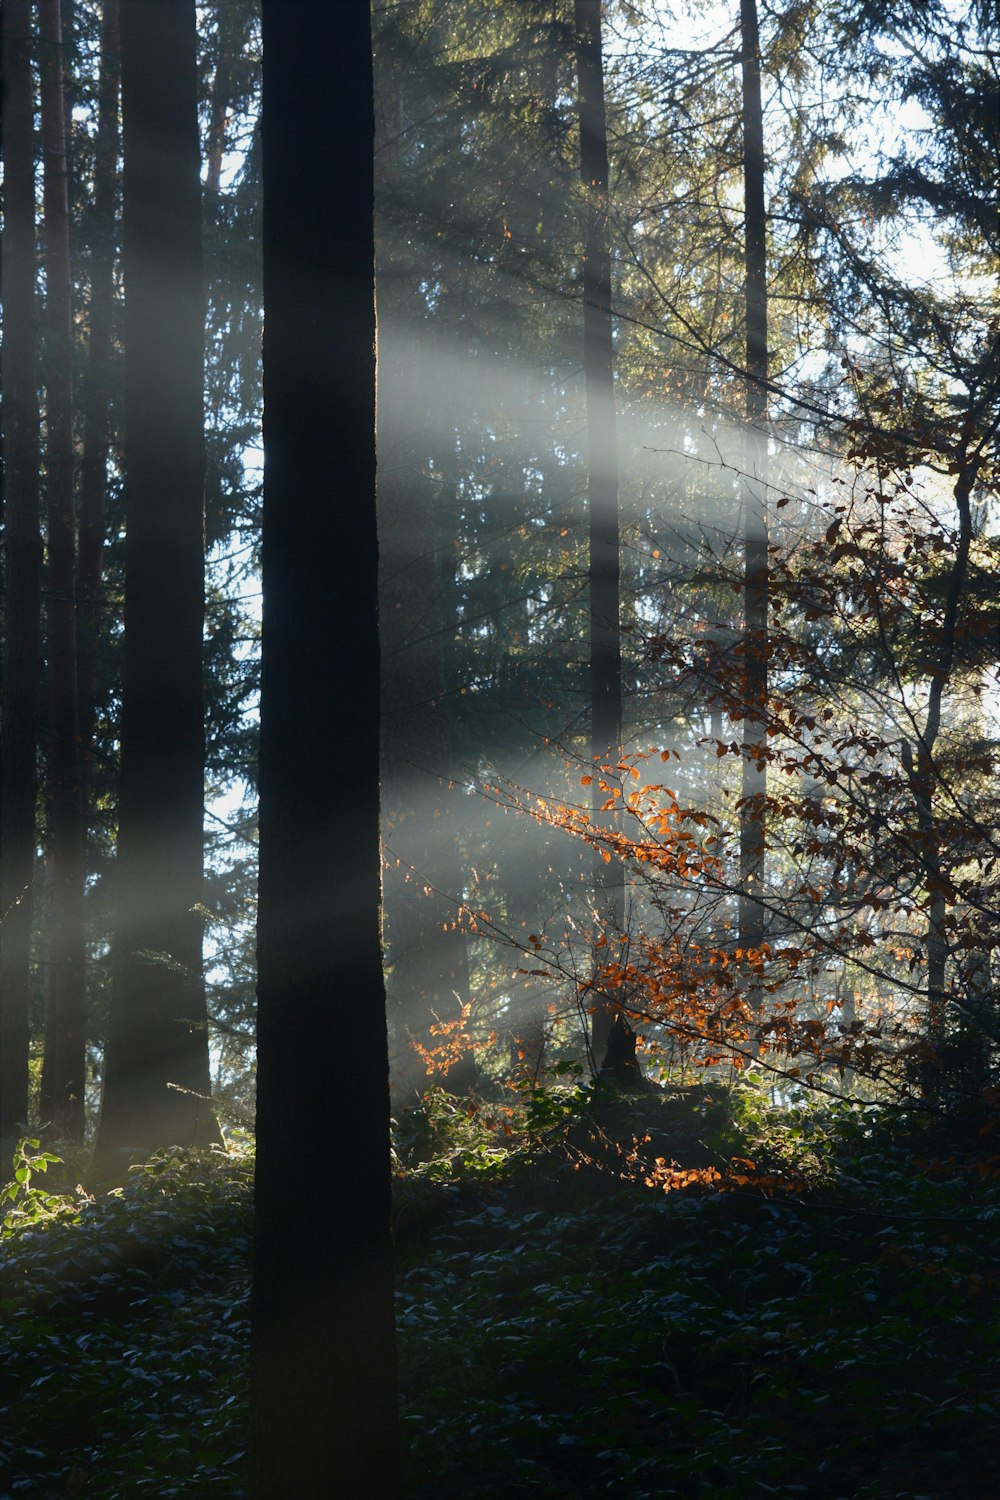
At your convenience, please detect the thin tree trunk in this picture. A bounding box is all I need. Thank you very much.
[373,23,470,1097]
[378,483,474,1094]
[377,336,473,1098]
[93,0,218,1177]
[738,0,769,977]
[251,4,400,1496]
[575,0,627,1072]
[0,0,43,1143]
[38,0,87,1143]
[905,458,981,1095]
[77,0,121,825]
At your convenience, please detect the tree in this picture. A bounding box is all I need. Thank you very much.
[774,0,1000,1089]
[0,0,43,1143]
[374,53,474,1096]
[370,0,594,1087]
[93,0,218,1176]
[77,0,121,828]
[575,0,629,1073]
[38,0,88,1142]
[250,4,400,1496]
[377,408,476,1096]
[737,0,769,973]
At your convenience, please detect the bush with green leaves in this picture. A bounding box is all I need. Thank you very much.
[0,1143,252,1498]
[0,1138,72,1228]
[3,1101,999,1498]
[399,1105,1000,1498]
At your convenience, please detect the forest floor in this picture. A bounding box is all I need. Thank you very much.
[1,1082,999,1499]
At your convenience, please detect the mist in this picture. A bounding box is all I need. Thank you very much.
[374,312,926,1098]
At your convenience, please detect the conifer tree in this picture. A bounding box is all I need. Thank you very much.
[93,0,218,1175]
[38,0,88,1141]
[576,0,630,1072]
[251,3,399,1494]
[77,0,121,825]
[0,0,43,1142]
[738,0,769,975]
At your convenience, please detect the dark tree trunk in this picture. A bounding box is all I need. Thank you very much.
[93,0,218,1178]
[251,5,400,1497]
[575,0,626,1069]
[38,0,87,1143]
[738,0,769,975]
[0,0,43,1143]
[906,459,980,1095]
[599,1012,647,1091]
[77,0,121,827]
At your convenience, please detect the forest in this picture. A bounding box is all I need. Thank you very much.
[1,0,998,1495]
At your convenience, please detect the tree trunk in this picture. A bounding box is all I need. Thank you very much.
[738,0,769,977]
[373,18,471,1099]
[906,459,980,1095]
[377,337,473,1098]
[38,0,88,1144]
[251,4,400,1496]
[378,470,475,1094]
[575,0,626,1069]
[77,0,121,831]
[93,0,218,1177]
[0,0,43,1143]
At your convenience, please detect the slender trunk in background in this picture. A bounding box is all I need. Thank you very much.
[0,0,43,1142]
[905,458,980,1095]
[911,734,949,1095]
[575,0,628,1074]
[252,4,400,1496]
[375,32,472,1097]
[77,0,121,824]
[93,0,218,1177]
[38,0,87,1143]
[738,0,769,977]
[377,398,474,1097]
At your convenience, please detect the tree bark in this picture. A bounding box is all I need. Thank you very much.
[0,0,43,1143]
[38,0,87,1143]
[377,336,473,1098]
[251,4,400,1496]
[905,457,981,1095]
[575,0,626,1069]
[379,501,475,1093]
[77,0,121,831]
[738,0,769,976]
[93,0,218,1177]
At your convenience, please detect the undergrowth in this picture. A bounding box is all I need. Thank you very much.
[2,1086,999,1498]
[0,1143,253,1498]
